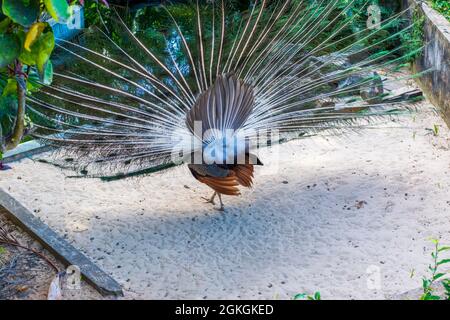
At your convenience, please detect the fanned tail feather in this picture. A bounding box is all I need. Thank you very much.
[27,0,424,177]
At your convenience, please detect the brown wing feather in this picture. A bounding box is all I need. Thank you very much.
[197,175,241,196]
[232,165,254,188]
[197,164,254,196]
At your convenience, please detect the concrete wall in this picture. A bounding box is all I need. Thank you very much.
[403,0,450,127]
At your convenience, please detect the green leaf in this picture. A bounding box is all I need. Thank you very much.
[433,124,439,136]
[26,69,42,92]
[430,238,439,245]
[443,280,450,291]
[2,78,17,96]
[293,294,306,300]
[24,22,47,51]
[26,81,38,93]
[35,32,54,73]
[2,0,40,27]
[423,279,431,290]
[19,30,55,73]
[0,33,20,68]
[0,17,11,33]
[438,246,450,252]
[420,292,441,300]
[314,292,321,300]
[40,59,53,85]
[44,0,72,23]
[0,94,18,135]
[433,273,447,281]
[437,259,450,266]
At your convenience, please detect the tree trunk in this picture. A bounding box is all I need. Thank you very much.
[1,74,26,152]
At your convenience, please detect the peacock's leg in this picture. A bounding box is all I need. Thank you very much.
[202,192,217,205]
[216,193,225,211]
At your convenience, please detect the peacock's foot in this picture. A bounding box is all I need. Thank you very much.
[214,205,225,212]
[202,196,216,205]
[202,192,217,206]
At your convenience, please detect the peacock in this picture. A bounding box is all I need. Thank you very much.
[28,0,424,210]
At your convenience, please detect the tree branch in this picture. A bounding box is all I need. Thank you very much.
[3,67,26,152]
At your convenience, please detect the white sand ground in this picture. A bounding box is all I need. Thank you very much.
[1,97,449,300]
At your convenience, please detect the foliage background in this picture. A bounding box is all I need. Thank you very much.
[429,0,450,21]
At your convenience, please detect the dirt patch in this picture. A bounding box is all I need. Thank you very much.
[0,214,103,300]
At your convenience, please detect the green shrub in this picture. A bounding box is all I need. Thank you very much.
[429,0,450,21]
[420,239,450,300]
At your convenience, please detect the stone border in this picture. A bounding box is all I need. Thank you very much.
[0,188,123,297]
[3,141,52,164]
[403,0,450,127]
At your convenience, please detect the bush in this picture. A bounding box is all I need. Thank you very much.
[430,0,450,21]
